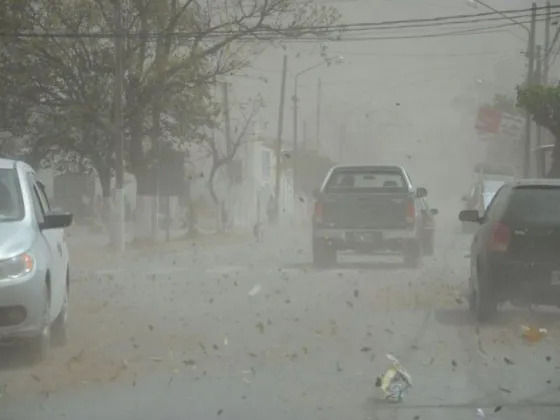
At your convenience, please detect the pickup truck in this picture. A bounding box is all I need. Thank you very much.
[311,164,428,267]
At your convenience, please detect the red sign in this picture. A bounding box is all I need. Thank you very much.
[475,106,502,134]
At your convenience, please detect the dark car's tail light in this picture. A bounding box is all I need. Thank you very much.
[406,200,415,225]
[313,202,323,223]
[488,222,510,252]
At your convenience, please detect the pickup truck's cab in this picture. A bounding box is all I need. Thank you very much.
[311,164,428,267]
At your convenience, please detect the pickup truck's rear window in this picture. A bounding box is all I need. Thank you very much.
[324,168,407,192]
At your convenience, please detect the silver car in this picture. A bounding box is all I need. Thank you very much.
[0,158,73,360]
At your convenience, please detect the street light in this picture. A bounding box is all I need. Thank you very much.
[292,55,343,206]
[293,55,343,153]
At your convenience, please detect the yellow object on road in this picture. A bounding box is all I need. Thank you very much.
[520,325,547,343]
[379,354,412,402]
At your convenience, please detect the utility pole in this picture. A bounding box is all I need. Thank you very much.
[523,2,537,178]
[222,82,232,163]
[339,123,346,162]
[222,81,232,231]
[535,45,545,177]
[315,78,322,154]
[292,80,299,207]
[303,121,308,151]
[544,1,551,85]
[114,0,125,253]
[274,55,288,223]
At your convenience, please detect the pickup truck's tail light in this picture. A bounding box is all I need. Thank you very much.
[405,200,415,225]
[488,222,510,252]
[313,202,323,223]
[423,215,434,228]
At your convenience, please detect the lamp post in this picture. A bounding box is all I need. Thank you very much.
[292,56,343,207]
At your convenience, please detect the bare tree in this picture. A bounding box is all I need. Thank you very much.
[206,95,263,231]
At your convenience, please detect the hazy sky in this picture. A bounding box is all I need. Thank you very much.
[221,0,549,187]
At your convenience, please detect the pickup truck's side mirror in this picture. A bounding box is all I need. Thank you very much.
[458,209,481,224]
[416,187,428,198]
[312,188,321,200]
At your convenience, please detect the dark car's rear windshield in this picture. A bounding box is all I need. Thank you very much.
[505,186,560,224]
[325,168,407,193]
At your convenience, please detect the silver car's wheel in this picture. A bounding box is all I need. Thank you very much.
[29,287,51,363]
[51,280,68,347]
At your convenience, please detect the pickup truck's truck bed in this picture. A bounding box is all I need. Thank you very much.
[311,164,427,267]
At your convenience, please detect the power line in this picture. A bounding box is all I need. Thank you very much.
[285,15,555,42]
[0,5,556,40]
[325,50,523,58]
[318,7,558,31]
[292,10,560,38]
[298,53,518,91]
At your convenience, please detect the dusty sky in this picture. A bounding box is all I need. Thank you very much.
[219,0,551,194]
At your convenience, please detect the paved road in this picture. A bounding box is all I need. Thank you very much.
[1,214,560,420]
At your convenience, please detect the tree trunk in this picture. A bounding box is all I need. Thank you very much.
[133,168,156,243]
[547,141,560,178]
[150,100,162,241]
[545,128,560,179]
[129,106,155,244]
[185,177,197,238]
[207,163,223,232]
[94,164,114,245]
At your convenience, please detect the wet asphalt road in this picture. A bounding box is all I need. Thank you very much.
[1,215,560,420]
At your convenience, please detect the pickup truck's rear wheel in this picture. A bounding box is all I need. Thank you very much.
[421,233,435,256]
[313,240,336,267]
[403,241,421,268]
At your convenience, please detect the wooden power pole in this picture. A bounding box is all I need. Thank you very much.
[274,55,288,223]
[114,0,125,253]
